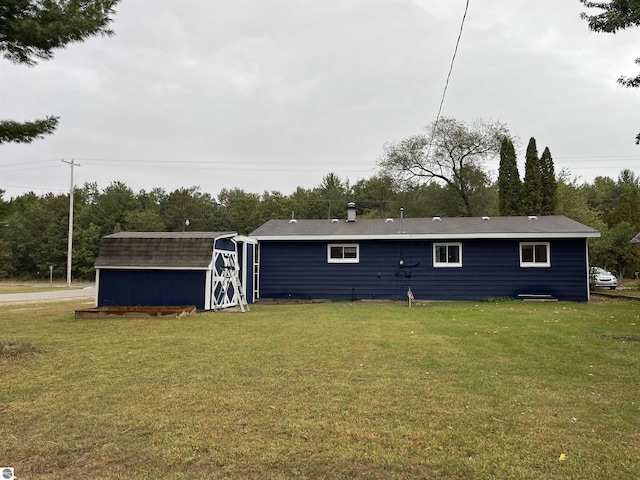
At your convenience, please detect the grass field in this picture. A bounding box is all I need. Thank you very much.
[1,298,639,479]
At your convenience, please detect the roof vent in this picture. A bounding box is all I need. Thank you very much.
[432,216,441,221]
[347,202,357,222]
[528,215,538,220]
[482,216,490,221]
[385,218,394,223]
[331,218,339,223]
[289,219,298,224]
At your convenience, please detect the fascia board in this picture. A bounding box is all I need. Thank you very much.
[93,265,210,270]
[251,232,600,241]
[234,235,258,244]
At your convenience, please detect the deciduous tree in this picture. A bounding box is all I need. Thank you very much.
[379,117,509,217]
[580,0,640,143]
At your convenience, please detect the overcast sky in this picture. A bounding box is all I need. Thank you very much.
[1,0,639,201]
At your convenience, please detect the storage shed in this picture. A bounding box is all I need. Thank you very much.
[94,232,257,310]
[250,213,600,302]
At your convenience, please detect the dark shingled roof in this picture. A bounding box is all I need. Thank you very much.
[94,232,236,268]
[250,216,599,239]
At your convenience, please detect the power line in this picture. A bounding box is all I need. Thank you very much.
[430,0,470,140]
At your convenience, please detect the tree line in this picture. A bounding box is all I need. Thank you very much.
[1,166,639,281]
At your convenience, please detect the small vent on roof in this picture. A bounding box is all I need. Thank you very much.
[289,219,298,224]
[347,202,357,222]
[331,218,340,223]
[482,216,490,221]
[528,215,538,220]
[432,216,441,221]
[385,218,394,223]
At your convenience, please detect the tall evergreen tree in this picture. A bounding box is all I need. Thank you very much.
[0,0,120,144]
[522,137,542,215]
[498,137,522,215]
[539,146,557,215]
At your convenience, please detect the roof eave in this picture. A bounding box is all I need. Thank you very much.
[94,265,211,270]
[251,232,601,241]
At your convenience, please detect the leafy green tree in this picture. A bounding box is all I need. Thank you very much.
[0,0,120,144]
[603,185,640,231]
[215,188,262,234]
[498,137,522,215]
[287,187,323,220]
[351,175,398,218]
[590,221,640,279]
[555,170,602,227]
[161,186,217,232]
[539,146,557,215]
[125,188,167,231]
[73,222,102,279]
[379,117,509,217]
[0,192,71,279]
[522,138,542,215]
[259,191,292,224]
[580,0,640,143]
[582,175,618,212]
[123,210,165,232]
[81,181,140,235]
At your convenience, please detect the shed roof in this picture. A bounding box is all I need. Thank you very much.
[250,216,599,240]
[94,231,236,269]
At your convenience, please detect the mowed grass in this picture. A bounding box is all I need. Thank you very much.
[1,299,639,479]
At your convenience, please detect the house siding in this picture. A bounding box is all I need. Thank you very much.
[97,269,207,309]
[240,243,255,303]
[258,238,589,302]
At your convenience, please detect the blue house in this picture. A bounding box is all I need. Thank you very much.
[94,232,257,310]
[250,206,600,302]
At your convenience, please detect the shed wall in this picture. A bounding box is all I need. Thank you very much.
[257,239,589,301]
[97,269,207,309]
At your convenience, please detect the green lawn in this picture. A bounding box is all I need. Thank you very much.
[1,299,639,479]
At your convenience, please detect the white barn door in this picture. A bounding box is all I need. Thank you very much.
[211,248,248,311]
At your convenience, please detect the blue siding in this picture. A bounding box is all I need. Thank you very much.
[98,269,207,309]
[258,239,589,302]
[215,238,235,251]
[243,243,255,303]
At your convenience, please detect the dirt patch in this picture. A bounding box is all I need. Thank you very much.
[600,334,640,342]
[0,339,40,360]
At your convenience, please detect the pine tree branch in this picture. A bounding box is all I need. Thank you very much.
[0,116,59,144]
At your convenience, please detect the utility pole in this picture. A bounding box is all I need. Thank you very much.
[62,159,80,287]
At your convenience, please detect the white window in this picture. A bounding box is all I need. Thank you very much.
[433,243,462,267]
[520,242,550,267]
[327,244,359,263]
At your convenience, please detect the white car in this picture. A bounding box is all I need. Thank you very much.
[590,267,618,289]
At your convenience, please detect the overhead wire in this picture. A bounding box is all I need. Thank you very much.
[425,0,470,160]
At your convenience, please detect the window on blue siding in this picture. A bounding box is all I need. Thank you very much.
[328,244,359,263]
[520,242,550,267]
[433,243,462,267]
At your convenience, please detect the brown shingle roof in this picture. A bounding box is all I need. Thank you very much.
[250,216,599,239]
[94,232,236,268]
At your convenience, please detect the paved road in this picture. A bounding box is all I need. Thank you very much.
[0,286,95,303]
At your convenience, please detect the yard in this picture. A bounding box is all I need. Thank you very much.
[1,298,639,479]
